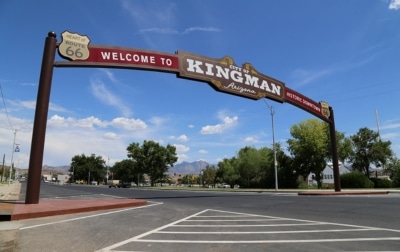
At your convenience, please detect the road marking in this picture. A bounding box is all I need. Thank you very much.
[129,237,400,243]
[119,237,400,244]
[96,209,210,252]
[20,201,163,230]
[157,228,375,234]
[96,208,400,251]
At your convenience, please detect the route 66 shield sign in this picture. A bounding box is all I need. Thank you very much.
[320,101,330,119]
[58,31,90,61]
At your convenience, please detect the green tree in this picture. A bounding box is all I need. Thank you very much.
[275,144,299,188]
[217,158,240,187]
[181,174,195,185]
[1,165,12,182]
[111,159,143,183]
[383,156,400,186]
[217,146,280,188]
[202,165,217,187]
[334,131,353,164]
[235,146,266,188]
[350,127,392,178]
[126,140,178,186]
[259,146,276,188]
[287,119,330,189]
[70,154,106,184]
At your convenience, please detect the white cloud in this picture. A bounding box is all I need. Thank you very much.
[183,27,221,34]
[90,78,132,117]
[381,132,400,140]
[18,100,36,110]
[47,115,107,129]
[121,0,176,27]
[177,134,189,142]
[137,27,221,35]
[188,124,194,128]
[201,115,238,135]
[198,149,208,154]
[49,103,69,113]
[104,132,118,140]
[244,137,258,143]
[21,82,36,86]
[149,116,167,126]
[0,111,31,132]
[389,0,400,10]
[101,69,118,83]
[110,117,147,131]
[291,68,333,87]
[380,122,400,130]
[74,116,107,129]
[174,144,190,163]
[8,100,67,113]
[47,115,70,128]
[43,128,128,167]
[174,144,190,153]
[291,54,377,88]
[137,28,179,35]
[176,153,188,163]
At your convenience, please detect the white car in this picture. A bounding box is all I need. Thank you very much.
[218,183,230,188]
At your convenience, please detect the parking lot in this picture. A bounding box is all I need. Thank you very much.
[97,207,400,251]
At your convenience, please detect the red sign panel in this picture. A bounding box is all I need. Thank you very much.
[285,87,330,122]
[57,44,180,73]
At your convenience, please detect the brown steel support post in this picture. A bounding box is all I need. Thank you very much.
[329,107,341,192]
[25,32,57,204]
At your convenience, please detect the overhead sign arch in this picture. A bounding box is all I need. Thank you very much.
[25,31,340,204]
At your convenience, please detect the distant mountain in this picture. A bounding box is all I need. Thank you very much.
[42,165,70,174]
[9,165,70,177]
[17,162,212,176]
[169,160,214,175]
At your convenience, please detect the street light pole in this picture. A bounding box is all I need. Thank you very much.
[263,99,278,191]
[9,129,17,186]
[106,156,109,185]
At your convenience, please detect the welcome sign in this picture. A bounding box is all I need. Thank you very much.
[177,51,285,102]
[26,30,340,205]
[56,30,329,121]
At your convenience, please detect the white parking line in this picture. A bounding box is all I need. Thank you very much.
[20,201,163,230]
[96,209,210,251]
[133,237,400,244]
[157,228,375,234]
[96,208,400,251]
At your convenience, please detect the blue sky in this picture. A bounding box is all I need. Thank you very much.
[1,0,400,169]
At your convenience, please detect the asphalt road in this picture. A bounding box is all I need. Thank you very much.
[12,183,400,251]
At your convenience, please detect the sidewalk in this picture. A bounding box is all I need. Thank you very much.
[0,182,147,221]
[0,182,21,222]
[0,182,21,201]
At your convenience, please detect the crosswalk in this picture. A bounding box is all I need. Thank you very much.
[98,209,400,251]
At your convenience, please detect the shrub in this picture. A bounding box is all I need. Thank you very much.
[322,183,334,189]
[298,182,310,189]
[392,169,400,187]
[370,178,392,188]
[340,172,374,188]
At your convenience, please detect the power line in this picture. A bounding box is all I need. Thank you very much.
[0,83,14,130]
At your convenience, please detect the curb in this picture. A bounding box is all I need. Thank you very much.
[10,198,147,221]
[298,190,389,196]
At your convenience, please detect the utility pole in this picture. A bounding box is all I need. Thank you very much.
[9,129,16,185]
[376,109,381,141]
[263,99,278,191]
[1,154,5,182]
